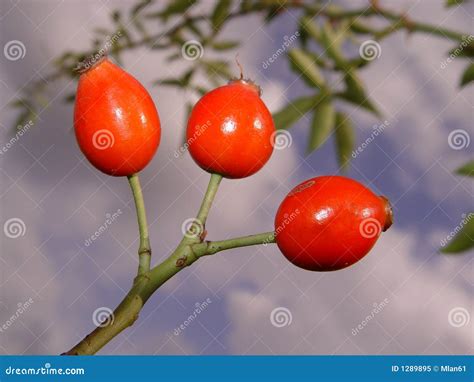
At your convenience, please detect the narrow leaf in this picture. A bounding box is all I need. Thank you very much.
[288,49,325,89]
[446,0,465,7]
[272,95,322,130]
[441,215,474,253]
[319,21,347,68]
[162,0,196,16]
[212,0,232,32]
[307,101,335,153]
[341,70,381,117]
[334,112,355,170]
[300,16,321,42]
[203,60,232,80]
[211,40,239,50]
[460,63,474,87]
[456,160,474,177]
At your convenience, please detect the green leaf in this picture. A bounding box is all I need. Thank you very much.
[203,60,232,80]
[211,40,239,50]
[340,70,381,117]
[152,0,197,19]
[288,48,325,89]
[300,16,321,42]
[334,112,355,170]
[185,22,204,38]
[153,78,183,87]
[441,214,474,253]
[212,0,232,32]
[240,0,253,12]
[456,160,474,177]
[448,43,474,58]
[131,0,152,16]
[460,63,474,87]
[319,21,347,68]
[273,96,317,130]
[307,101,335,153]
[264,6,281,24]
[446,0,465,7]
[272,95,322,130]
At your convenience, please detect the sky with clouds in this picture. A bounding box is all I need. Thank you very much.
[0,0,472,355]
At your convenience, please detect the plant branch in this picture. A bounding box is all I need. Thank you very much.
[63,229,275,355]
[193,231,276,257]
[196,173,222,227]
[128,173,151,275]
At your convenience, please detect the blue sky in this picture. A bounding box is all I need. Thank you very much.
[0,0,472,355]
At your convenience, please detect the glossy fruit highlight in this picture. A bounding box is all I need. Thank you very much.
[186,79,275,179]
[274,176,393,271]
[74,58,161,176]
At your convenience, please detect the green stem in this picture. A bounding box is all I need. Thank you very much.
[196,173,222,227]
[128,174,151,275]
[193,232,276,257]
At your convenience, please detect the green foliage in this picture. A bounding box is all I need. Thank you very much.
[272,95,322,131]
[211,0,232,32]
[460,63,474,87]
[288,48,325,89]
[307,101,335,154]
[456,160,474,177]
[441,215,474,253]
[7,1,473,254]
[334,112,355,171]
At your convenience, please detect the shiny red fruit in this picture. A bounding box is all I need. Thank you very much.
[74,58,161,176]
[274,176,393,271]
[186,79,275,179]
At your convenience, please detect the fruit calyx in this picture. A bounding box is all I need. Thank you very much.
[74,53,108,75]
[379,195,393,232]
[228,55,262,96]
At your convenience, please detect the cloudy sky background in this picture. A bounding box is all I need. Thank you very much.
[0,0,472,355]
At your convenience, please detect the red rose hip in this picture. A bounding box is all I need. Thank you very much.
[74,58,161,176]
[274,176,393,271]
[186,79,275,179]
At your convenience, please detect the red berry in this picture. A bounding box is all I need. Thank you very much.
[186,79,275,179]
[74,58,161,176]
[274,176,393,271]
